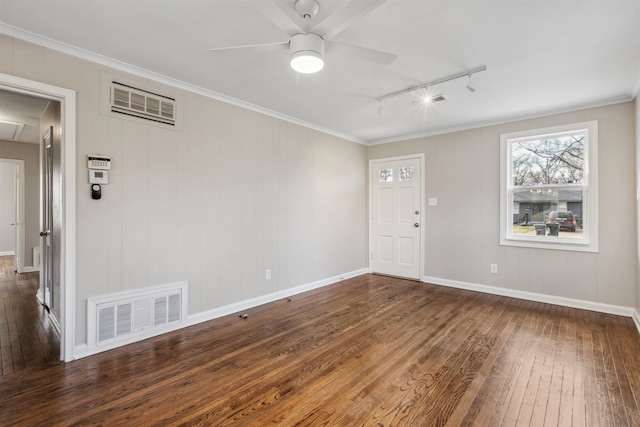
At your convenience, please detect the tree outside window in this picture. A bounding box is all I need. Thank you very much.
[500,121,598,252]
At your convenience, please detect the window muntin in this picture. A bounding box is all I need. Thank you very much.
[500,121,598,252]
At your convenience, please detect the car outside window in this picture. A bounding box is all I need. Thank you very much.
[500,121,598,252]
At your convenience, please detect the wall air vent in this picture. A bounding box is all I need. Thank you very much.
[87,282,187,348]
[109,81,176,126]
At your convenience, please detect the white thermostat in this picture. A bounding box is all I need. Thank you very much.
[88,155,111,170]
[89,169,109,185]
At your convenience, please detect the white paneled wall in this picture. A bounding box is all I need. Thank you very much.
[0,35,367,346]
[636,93,640,313]
[369,102,636,309]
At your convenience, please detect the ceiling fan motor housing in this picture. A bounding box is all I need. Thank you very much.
[290,33,324,56]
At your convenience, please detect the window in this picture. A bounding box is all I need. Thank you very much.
[379,168,393,182]
[500,121,598,252]
[399,166,415,181]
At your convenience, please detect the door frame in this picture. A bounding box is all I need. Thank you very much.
[0,73,77,362]
[0,159,25,272]
[369,154,425,281]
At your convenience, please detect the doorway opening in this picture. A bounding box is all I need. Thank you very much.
[0,73,76,362]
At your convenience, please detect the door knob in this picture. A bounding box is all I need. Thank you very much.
[40,230,50,236]
[10,222,17,226]
[414,223,420,228]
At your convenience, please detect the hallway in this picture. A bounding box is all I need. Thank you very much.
[0,256,59,375]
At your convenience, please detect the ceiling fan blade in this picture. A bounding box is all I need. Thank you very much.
[209,42,289,56]
[311,0,387,39]
[325,41,397,65]
[250,0,302,36]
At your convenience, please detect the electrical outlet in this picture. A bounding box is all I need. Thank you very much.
[490,264,498,274]
[265,269,271,280]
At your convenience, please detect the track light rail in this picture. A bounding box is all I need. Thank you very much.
[376,66,487,103]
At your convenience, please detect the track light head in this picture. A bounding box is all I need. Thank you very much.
[466,73,476,93]
[374,66,486,115]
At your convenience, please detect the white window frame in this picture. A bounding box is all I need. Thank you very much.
[500,121,598,252]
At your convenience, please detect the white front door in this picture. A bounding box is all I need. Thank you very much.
[370,156,422,280]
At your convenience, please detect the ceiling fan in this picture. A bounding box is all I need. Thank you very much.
[209,0,397,74]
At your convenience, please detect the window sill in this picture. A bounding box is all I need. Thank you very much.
[500,235,598,253]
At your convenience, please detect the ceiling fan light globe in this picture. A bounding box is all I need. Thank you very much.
[291,51,324,73]
[290,33,325,74]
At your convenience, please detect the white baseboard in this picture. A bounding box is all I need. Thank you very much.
[187,268,369,327]
[22,265,38,273]
[73,267,369,360]
[423,275,636,318]
[0,251,14,256]
[633,309,640,335]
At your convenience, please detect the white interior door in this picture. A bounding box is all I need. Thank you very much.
[0,159,24,273]
[371,157,422,280]
[12,164,20,271]
[41,126,54,310]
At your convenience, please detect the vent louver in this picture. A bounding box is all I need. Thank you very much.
[110,81,176,126]
[88,283,187,347]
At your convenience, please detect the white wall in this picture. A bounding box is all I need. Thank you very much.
[369,102,637,309]
[0,140,40,266]
[636,92,640,313]
[0,162,16,254]
[0,35,368,347]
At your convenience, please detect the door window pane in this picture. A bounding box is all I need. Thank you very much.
[399,166,414,181]
[379,168,393,182]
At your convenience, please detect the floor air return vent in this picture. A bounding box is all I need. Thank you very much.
[88,282,187,348]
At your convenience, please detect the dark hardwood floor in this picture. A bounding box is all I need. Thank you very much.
[0,256,59,375]
[1,268,639,426]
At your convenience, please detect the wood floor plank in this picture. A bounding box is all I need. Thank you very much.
[443,299,524,426]
[456,299,536,425]
[487,301,545,426]
[606,314,640,426]
[1,269,639,426]
[0,257,59,376]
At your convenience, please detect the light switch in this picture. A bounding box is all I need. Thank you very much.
[428,198,438,206]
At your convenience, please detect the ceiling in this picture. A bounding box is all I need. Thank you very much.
[0,88,50,144]
[0,0,639,145]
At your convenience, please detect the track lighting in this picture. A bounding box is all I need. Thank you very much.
[375,66,486,113]
[466,73,476,93]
